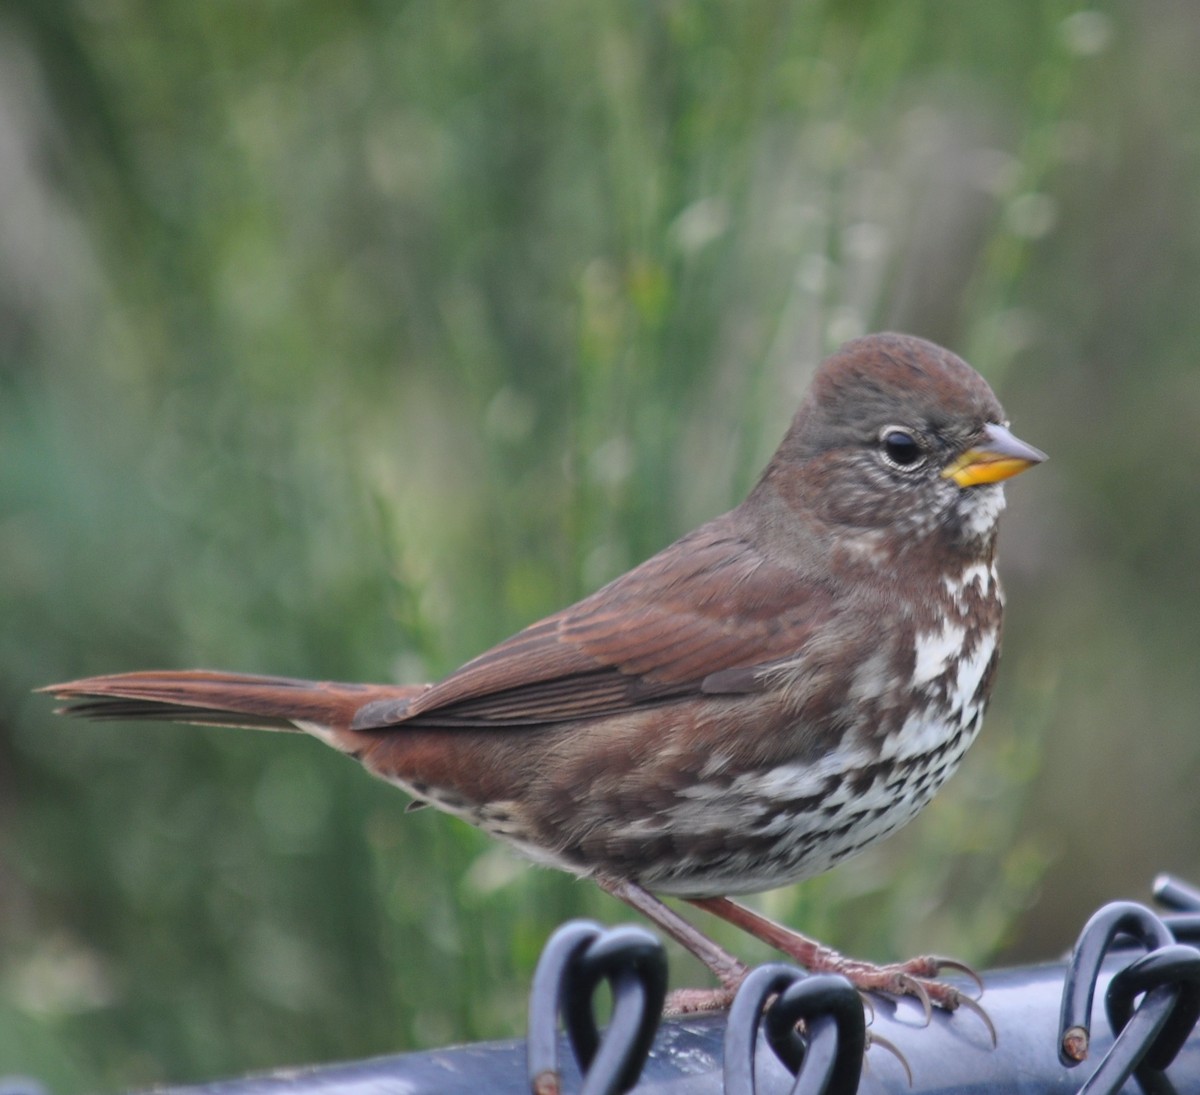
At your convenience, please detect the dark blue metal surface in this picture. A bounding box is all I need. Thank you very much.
[131,961,1199,1095]
[10,882,1200,1093]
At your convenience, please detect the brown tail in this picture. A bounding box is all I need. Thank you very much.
[41,670,425,739]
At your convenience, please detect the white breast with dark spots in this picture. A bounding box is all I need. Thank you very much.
[640,563,1002,897]
[854,561,1000,836]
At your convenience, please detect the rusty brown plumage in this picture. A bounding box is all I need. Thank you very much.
[43,332,1044,1023]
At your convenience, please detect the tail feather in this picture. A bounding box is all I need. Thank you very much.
[41,670,424,735]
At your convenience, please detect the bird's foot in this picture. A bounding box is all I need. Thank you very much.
[666,967,916,1085]
[802,952,995,1042]
[687,895,995,1042]
[601,880,995,1041]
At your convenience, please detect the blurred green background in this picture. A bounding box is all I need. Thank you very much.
[2,0,1199,1089]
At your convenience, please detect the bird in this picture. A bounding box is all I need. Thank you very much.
[44,332,1044,1022]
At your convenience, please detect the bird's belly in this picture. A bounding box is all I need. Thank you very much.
[643,625,998,896]
[392,701,990,897]
[632,703,986,898]
[380,613,999,898]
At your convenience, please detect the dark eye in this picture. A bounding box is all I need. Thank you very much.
[879,428,925,470]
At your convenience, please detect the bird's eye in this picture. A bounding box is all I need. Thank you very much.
[879,428,925,470]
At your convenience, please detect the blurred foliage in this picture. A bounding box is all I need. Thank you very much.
[3,0,1200,1090]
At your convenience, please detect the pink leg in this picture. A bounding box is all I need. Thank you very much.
[688,895,993,1037]
[595,876,750,1013]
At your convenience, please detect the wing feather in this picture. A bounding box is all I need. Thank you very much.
[354,514,831,731]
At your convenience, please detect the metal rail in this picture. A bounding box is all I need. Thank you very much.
[7,875,1200,1095]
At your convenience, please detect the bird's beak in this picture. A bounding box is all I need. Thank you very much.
[942,422,1047,487]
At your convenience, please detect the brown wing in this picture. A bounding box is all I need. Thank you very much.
[351,513,834,730]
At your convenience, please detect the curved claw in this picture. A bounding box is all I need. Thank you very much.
[858,991,876,1026]
[930,956,985,997]
[866,1030,914,1086]
[894,974,933,1027]
[955,992,998,1047]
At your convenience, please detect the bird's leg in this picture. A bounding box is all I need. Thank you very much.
[688,895,990,1029]
[596,880,993,1037]
[595,876,750,1014]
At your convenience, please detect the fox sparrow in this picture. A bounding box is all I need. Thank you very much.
[46,333,1044,1022]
